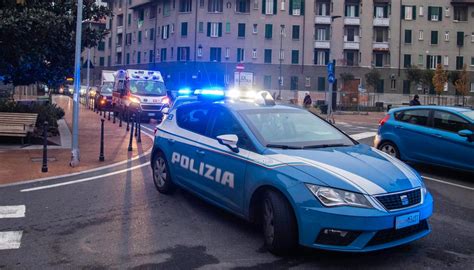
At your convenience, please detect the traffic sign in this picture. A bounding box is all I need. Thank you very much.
[236,63,245,71]
[328,74,335,84]
[327,62,335,74]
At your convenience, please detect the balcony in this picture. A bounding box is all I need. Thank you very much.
[314,41,331,49]
[344,17,360,25]
[373,42,390,51]
[129,0,153,9]
[344,36,360,49]
[117,26,123,34]
[116,45,122,53]
[373,18,390,27]
[315,16,331,24]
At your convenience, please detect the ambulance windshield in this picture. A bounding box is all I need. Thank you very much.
[129,80,166,96]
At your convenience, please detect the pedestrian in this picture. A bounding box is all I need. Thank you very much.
[303,92,312,108]
[410,94,421,106]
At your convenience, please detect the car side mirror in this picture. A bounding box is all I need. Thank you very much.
[458,129,474,142]
[217,134,239,153]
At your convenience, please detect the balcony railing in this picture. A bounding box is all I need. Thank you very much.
[314,41,331,49]
[373,17,390,27]
[117,26,123,34]
[344,17,360,25]
[315,16,331,24]
[373,42,390,50]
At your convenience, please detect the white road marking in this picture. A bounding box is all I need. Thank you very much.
[350,132,377,140]
[0,205,25,218]
[0,231,23,250]
[422,176,474,191]
[21,162,150,192]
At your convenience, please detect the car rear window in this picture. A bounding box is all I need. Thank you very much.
[395,109,430,126]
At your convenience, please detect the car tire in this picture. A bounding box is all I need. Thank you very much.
[152,151,175,194]
[378,141,400,159]
[262,190,298,255]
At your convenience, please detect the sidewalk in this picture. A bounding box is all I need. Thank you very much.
[0,95,153,185]
[309,107,386,125]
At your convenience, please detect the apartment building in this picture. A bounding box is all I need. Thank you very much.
[84,0,474,104]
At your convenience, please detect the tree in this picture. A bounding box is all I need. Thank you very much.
[0,0,112,88]
[454,64,469,106]
[365,69,381,92]
[432,64,448,104]
[339,72,355,84]
[405,65,423,92]
[420,69,434,94]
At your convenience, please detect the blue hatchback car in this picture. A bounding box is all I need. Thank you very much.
[151,91,433,254]
[375,106,474,172]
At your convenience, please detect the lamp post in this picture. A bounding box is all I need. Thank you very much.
[70,0,83,167]
[326,16,341,122]
[278,24,285,100]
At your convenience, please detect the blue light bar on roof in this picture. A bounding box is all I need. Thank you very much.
[178,88,192,95]
[194,89,225,96]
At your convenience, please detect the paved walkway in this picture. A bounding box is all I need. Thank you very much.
[0,95,153,185]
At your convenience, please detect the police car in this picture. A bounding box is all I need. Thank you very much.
[151,89,433,254]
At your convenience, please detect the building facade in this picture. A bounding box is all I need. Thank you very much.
[85,0,474,105]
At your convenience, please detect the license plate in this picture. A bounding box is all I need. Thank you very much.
[395,212,420,229]
[148,113,155,116]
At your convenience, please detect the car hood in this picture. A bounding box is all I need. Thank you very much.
[265,144,422,195]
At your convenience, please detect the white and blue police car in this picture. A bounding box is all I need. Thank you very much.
[151,89,433,255]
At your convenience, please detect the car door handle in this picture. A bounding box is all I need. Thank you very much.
[430,134,443,138]
[395,125,404,129]
[167,138,175,144]
[196,150,205,156]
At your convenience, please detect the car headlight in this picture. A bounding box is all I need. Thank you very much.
[129,96,141,104]
[306,184,373,208]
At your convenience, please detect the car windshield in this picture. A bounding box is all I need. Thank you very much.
[101,82,113,93]
[240,108,355,148]
[461,111,474,121]
[128,80,166,96]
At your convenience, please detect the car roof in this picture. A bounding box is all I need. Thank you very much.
[391,105,472,114]
[187,99,302,112]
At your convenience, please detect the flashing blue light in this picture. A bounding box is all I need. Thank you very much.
[195,89,225,96]
[178,88,192,95]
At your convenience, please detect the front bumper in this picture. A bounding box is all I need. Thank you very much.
[291,185,433,252]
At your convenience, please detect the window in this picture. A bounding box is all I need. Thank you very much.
[456,56,463,70]
[150,5,157,18]
[427,55,442,69]
[376,79,384,93]
[345,27,359,42]
[236,0,250,13]
[238,23,246,38]
[150,28,155,40]
[207,22,223,37]
[198,22,204,33]
[471,83,474,92]
[314,49,329,65]
[315,1,329,16]
[292,25,300,40]
[264,49,272,63]
[374,6,387,18]
[208,0,223,12]
[345,4,359,17]
[445,6,450,17]
[252,48,257,59]
[197,46,203,57]
[316,26,329,41]
[149,50,154,63]
[375,53,383,67]
[279,49,284,60]
[138,31,142,43]
[402,5,416,20]
[263,75,272,89]
[225,47,230,58]
[181,22,188,37]
[433,111,470,133]
[99,57,105,66]
[403,54,412,68]
[374,28,388,42]
[391,79,396,90]
[177,47,190,61]
[179,0,192,12]
[404,29,412,44]
[98,41,105,51]
[403,80,411,94]
[127,13,132,25]
[396,110,430,126]
[305,77,311,87]
[345,51,356,66]
[281,0,285,10]
[471,56,474,66]
[431,31,438,45]
[444,31,449,41]
[419,5,423,17]
[444,56,449,66]
[160,48,167,62]
[137,51,141,64]
[252,24,258,34]
[453,6,468,21]
[210,109,254,151]
[138,9,145,21]
[163,0,171,16]
[162,25,170,39]
[262,0,276,15]
[289,0,303,16]
[264,24,273,39]
[457,31,464,47]
[317,77,325,91]
[226,22,231,33]
[428,6,442,21]
[176,104,211,136]
[125,53,130,64]
[291,50,299,64]
[237,48,245,62]
[290,76,298,90]
[419,30,424,40]
[200,0,204,7]
[210,47,222,62]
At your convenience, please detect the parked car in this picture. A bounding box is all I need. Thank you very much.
[375,106,474,172]
[94,83,113,111]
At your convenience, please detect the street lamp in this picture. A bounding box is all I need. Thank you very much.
[326,16,341,122]
[278,24,285,100]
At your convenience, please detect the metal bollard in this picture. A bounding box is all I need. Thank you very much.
[108,111,111,121]
[41,121,48,173]
[134,114,138,137]
[137,111,142,143]
[128,114,135,151]
[113,111,116,124]
[126,110,130,131]
[99,118,105,161]
[119,110,122,127]
[99,110,102,116]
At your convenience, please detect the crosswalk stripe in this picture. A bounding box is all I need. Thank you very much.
[0,205,26,219]
[0,231,23,250]
[350,132,377,140]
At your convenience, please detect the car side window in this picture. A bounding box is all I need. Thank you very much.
[396,110,430,126]
[176,104,211,135]
[433,111,470,133]
[210,108,255,152]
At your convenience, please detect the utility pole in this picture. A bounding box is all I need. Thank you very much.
[327,16,341,123]
[70,0,83,167]
[86,22,91,109]
[278,24,285,100]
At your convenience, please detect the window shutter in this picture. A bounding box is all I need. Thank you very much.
[373,6,376,17]
[412,5,416,20]
[426,55,430,69]
[177,48,181,60]
[262,0,265,14]
[273,0,277,14]
[437,56,442,66]
[383,6,388,17]
[401,5,405,19]
[314,50,318,64]
[218,23,223,36]
[345,5,348,17]
[428,7,432,20]
[301,0,304,15]
[355,4,359,16]
[438,7,442,21]
[207,22,211,36]
[289,0,293,15]
[187,48,190,61]
[167,25,170,37]
[324,51,329,64]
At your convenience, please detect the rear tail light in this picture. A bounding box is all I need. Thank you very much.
[379,114,390,126]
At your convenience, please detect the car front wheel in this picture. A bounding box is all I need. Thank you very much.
[262,190,298,255]
[152,152,175,194]
[378,141,400,159]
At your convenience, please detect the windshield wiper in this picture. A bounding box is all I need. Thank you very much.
[266,144,303,149]
[302,144,350,149]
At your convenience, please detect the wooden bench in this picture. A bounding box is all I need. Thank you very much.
[0,112,38,144]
